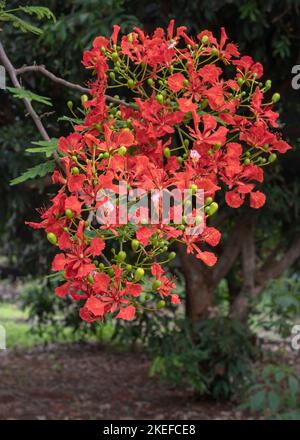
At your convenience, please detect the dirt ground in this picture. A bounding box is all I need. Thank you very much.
[0,343,246,420]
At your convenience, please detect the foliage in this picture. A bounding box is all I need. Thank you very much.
[0,2,55,35]
[10,160,55,185]
[6,87,53,106]
[251,276,300,338]
[20,277,114,342]
[242,363,300,420]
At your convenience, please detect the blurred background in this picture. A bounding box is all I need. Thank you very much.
[0,0,300,420]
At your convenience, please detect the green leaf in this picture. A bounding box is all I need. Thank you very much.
[268,391,281,413]
[7,87,52,106]
[250,390,266,412]
[0,12,44,35]
[26,138,58,158]
[19,6,56,23]
[10,161,55,186]
[288,376,299,395]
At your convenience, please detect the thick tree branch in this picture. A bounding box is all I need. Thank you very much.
[212,219,246,285]
[15,64,130,107]
[0,41,64,173]
[231,231,300,321]
[230,218,256,320]
[254,234,300,295]
[16,64,90,94]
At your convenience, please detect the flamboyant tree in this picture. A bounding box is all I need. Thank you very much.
[23,22,291,323]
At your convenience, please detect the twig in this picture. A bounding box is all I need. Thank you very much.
[15,64,131,107]
[0,41,64,173]
[16,64,90,94]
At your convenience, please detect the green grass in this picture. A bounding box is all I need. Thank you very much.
[0,302,115,349]
[0,303,43,348]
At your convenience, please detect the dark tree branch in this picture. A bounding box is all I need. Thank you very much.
[212,219,246,285]
[254,234,300,295]
[0,41,64,173]
[15,64,130,107]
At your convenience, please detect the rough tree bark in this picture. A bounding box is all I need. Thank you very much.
[178,218,247,325]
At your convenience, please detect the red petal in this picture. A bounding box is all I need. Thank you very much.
[250,191,266,209]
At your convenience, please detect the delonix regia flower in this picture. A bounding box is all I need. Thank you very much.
[27,22,292,323]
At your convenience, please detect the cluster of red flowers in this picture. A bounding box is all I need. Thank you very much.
[27,22,291,322]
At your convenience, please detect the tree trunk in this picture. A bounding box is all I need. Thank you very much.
[178,246,214,324]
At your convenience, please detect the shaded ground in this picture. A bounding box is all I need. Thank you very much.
[0,343,246,420]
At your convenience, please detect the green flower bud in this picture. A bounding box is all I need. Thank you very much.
[81,94,88,104]
[178,224,185,231]
[109,71,115,80]
[111,52,119,62]
[156,94,164,105]
[108,267,115,277]
[99,263,105,271]
[211,47,218,56]
[65,209,73,219]
[189,183,197,195]
[244,158,251,165]
[134,267,145,281]
[237,77,244,87]
[71,166,79,175]
[269,153,277,163]
[205,197,213,205]
[265,79,272,90]
[117,251,127,262]
[103,152,110,159]
[47,232,57,245]
[177,156,183,165]
[131,239,140,252]
[67,101,73,110]
[127,78,135,88]
[156,300,166,310]
[147,78,154,87]
[152,280,162,291]
[126,264,132,271]
[272,93,280,103]
[183,79,189,87]
[117,146,127,156]
[71,155,77,162]
[163,147,171,159]
[87,274,94,284]
[127,33,133,43]
[92,260,99,267]
[201,35,209,44]
[207,202,218,216]
[168,251,176,261]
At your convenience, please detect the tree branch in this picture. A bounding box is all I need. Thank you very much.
[212,219,245,285]
[15,64,130,107]
[254,234,300,295]
[0,41,64,173]
[16,64,90,94]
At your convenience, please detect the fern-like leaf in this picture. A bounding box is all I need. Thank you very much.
[19,6,56,23]
[26,138,58,158]
[10,161,55,185]
[7,87,52,106]
[1,12,44,35]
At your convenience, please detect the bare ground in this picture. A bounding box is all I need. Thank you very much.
[0,343,246,420]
